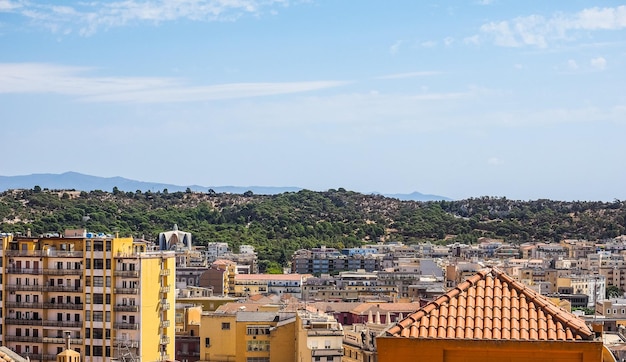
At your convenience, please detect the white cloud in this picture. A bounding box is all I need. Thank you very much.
[567,59,579,70]
[0,0,20,11]
[479,5,626,48]
[421,40,437,48]
[0,62,348,103]
[444,37,454,46]
[488,157,503,166]
[463,35,480,46]
[590,56,607,70]
[3,0,292,35]
[389,40,403,55]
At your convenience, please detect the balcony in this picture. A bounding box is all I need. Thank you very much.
[160,320,170,328]
[5,302,43,309]
[114,270,139,278]
[160,269,170,276]
[43,337,83,344]
[44,268,82,276]
[311,348,343,357]
[6,284,42,292]
[4,335,43,343]
[160,336,170,345]
[114,288,138,294]
[23,353,58,361]
[160,286,170,293]
[4,318,43,326]
[114,304,139,312]
[42,320,82,328]
[113,339,139,348]
[42,285,82,292]
[6,267,42,275]
[114,322,139,330]
[43,302,84,310]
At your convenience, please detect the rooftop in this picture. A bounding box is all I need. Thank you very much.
[386,267,593,341]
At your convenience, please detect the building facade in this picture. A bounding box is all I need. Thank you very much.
[0,231,176,362]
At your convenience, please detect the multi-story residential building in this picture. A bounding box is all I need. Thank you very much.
[518,267,559,293]
[199,309,297,362]
[599,266,626,292]
[295,311,343,362]
[204,243,229,263]
[563,274,606,307]
[174,304,201,362]
[291,247,382,275]
[233,274,311,299]
[0,231,175,362]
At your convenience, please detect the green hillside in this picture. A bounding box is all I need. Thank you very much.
[1,187,625,270]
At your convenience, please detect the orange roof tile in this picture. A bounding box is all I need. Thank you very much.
[386,267,593,341]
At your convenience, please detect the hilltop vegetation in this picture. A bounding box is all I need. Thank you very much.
[0,187,625,269]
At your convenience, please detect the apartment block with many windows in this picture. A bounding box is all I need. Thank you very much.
[0,231,175,362]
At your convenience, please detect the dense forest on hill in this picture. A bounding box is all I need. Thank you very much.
[1,187,625,269]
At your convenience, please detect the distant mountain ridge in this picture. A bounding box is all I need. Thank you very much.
[0,172,451,201]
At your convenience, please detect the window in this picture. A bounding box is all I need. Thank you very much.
[94,259,104,270]
[246,358,269,362]
[93,311,103,322]
[93,294,104,304]
[205,338,210,347]
[246,325,270,335]
[93,277,104,287]
[92,346,103,357]
[221,322,230,330]
[246,340,269,352]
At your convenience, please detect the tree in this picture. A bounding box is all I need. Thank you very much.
[243,190,254,197]
[606,285,622,299]
[33,185,42,193]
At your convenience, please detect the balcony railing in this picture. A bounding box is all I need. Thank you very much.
[4,318,43,326]
[42,320,82,328]
[5,250,83,258]
[23,353,58,361]
[6,284,42,292]
[114,270,139,278]
[114,288,138,294]
[114,322,139,330]
[43,302,84,310]
[114,305,139,312]
[160,286,170,293]
[160,269,170,276]
[160,336,170,345]
[6,268,42,275]
[43,337,83,344]
[42,285,82,292]
[44,268,82,275]
[160,320,170,328]
[4,335,43,342]
[113,339,139,348]
[5,302,43,309]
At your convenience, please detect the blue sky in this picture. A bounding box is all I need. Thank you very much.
[1,1,625,201]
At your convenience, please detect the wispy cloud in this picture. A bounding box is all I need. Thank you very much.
[389,40,403,55]
[376,71,441,80]
[0,0,291,35]
[590,56,607,70]
[0,63,348,103]
[479,5,626,48]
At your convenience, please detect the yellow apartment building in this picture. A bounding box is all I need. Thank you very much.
[199,310,296,362]
[0,231,176,362]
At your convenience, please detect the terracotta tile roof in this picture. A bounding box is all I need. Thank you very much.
[386,267,593,341]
